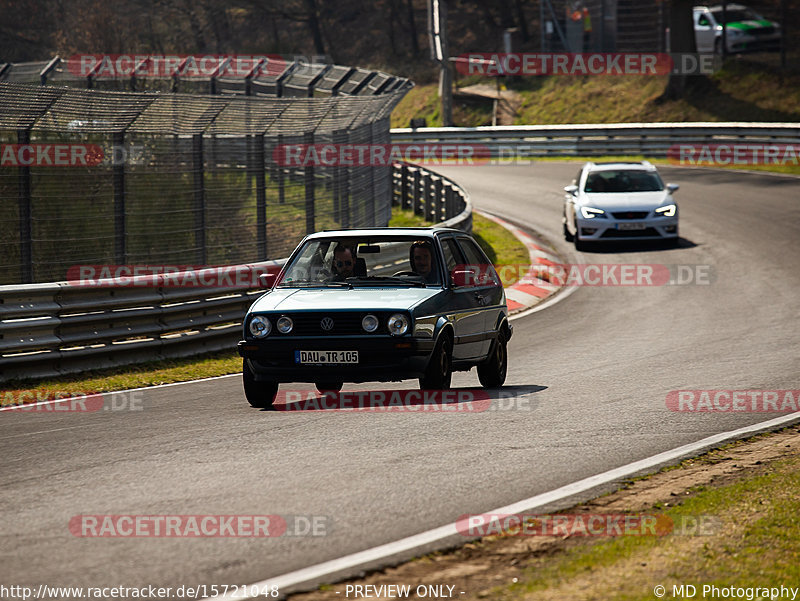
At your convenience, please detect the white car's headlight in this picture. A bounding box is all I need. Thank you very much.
[249,315,272,338]
[276,316,293,334]
[580,206,606,219]
[655,204,677,217]
[362,314,379,333]
[387,314,409,336]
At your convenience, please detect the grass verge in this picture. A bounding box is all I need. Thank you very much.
[490,445,800,600]
[392,57,800,128]
[3,206,530,401]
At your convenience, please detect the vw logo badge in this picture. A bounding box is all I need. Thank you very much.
[320,317,334,331]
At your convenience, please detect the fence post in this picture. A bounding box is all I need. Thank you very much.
[400,163,410,210]
[304,131,315,234]
[431,178,443,222]
[412,168,422,216]
[17,129,33,283]
[421,174,431,221]
[192,134,206,264]
[444,182,454,220]
[113,132,126,264]
[277,134,285,204]
[255,134,267,260]
[333,129,347,226]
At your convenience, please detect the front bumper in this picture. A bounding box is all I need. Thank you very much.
[238,337,436,383]
[575,217,678,241]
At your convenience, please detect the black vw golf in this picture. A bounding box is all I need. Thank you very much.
[237,227,512,408]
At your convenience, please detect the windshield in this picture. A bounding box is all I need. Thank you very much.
[709,8,762,24]
[584,170,665,193]
[277,236,443,288]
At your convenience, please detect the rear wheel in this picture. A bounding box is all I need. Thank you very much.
[242,359,278,408]
[420,336,452,390]
[315,381,343,394]
[478,331,508,388]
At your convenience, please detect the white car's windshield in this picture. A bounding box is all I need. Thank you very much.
[709,8,762,24]
[584,170,665,193]
[277,236,442,287]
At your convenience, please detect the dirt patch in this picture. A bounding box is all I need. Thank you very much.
[289,426,800,601]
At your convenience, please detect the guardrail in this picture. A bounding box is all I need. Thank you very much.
[391,123,800,158]
[0,163,470,384]
[392,162,472,232]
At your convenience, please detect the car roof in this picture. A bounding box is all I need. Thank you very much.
[584,161,657,172]
[701,3,750,11]
[304,227,463,240]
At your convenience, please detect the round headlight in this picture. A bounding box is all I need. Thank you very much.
[387,313,409,336]
[277,316,293,334]
[248,315,272,338]
[362,314,379,333]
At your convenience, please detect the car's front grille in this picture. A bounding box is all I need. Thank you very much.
[600,228,661,238]
[612,211,649,219]
[273,312,395,336]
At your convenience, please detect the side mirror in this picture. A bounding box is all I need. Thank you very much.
[564,184,578,195]
[451,268,476,287]
[258,273,277,288]
[667,183,680,193]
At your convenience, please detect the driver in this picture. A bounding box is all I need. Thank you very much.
[331,244,356,281]
[409,240,438,284]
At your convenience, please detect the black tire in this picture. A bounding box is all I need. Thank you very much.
[573,211,589,251]
[242,359,278,408]
[315,381,343,394]
[563,216,574,242]
[420,336,453,390]
[478,331,508,388]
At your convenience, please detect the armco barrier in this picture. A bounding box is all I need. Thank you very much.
[0,163,470,384]
[390,123,800,158]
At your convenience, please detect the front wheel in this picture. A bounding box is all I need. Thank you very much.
[420,336,453,390]
[478,333,508,388]
[242,359,278,408]
[315,381,343,394]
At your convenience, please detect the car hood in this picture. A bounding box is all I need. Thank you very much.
[581,191,671,211]
[249,286,443,313]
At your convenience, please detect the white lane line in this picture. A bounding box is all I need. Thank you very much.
[0,373,240,413]
[1,424,96,438]
[208,412,800,600]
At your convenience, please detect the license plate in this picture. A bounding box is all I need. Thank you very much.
[295,350,359,365]
[617,223,647,230]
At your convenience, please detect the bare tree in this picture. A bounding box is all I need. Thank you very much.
[659,0,699,100]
